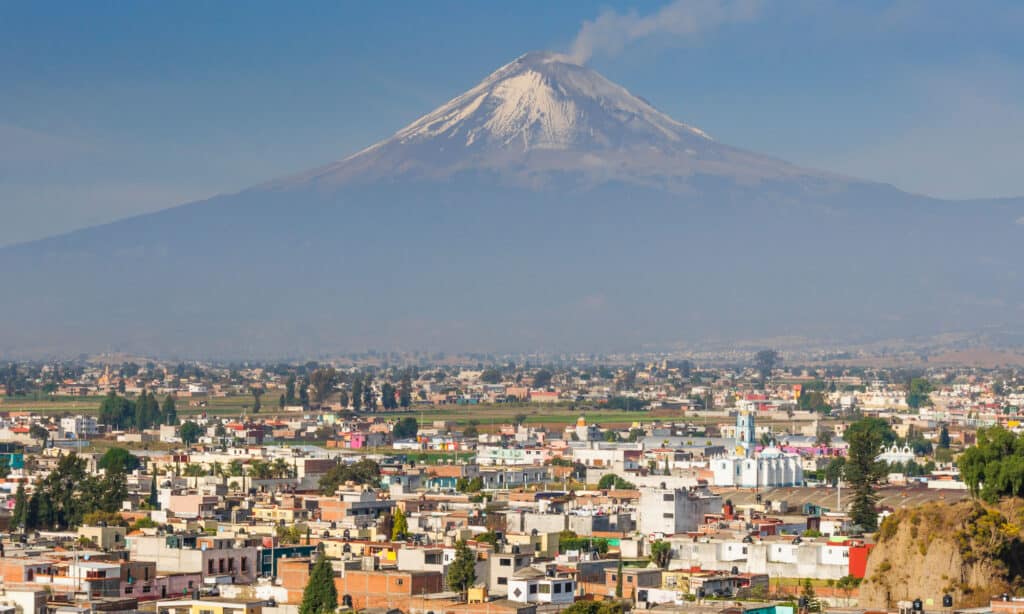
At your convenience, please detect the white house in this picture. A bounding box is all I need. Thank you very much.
[507,568,576,605]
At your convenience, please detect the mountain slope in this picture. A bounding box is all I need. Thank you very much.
[1,52,1022,358]
[279,51,819,191]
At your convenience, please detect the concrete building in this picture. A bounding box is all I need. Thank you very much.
[507,568,575,605]
[637,486,722,537]
[128,535,259,584]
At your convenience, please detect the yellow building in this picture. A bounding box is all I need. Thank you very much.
[251,505,305,524]
[157,599,264,614]
[506,531,560,559]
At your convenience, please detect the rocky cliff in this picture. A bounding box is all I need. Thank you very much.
[860,500,1024,609]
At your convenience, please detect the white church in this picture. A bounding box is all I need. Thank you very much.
[710,410,804,488]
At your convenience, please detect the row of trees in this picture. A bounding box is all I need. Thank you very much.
[98,391,177,430]
[283,369,416,411]
[11,454,127,531]
[318,458,381,494]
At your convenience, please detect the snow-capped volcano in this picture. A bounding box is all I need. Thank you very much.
[287,51,810,189]
[394,50,711,150]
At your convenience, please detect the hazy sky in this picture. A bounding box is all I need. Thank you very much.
[3,1,1024,246]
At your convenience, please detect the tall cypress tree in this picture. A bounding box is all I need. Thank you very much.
[299,555,338,614]
[391,507,408,541]
[11,482,27,529]
[446,540,476,596]
[149,475,160,509]
[162,394,178,425]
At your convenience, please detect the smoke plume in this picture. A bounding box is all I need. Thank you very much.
[568,0,762,65]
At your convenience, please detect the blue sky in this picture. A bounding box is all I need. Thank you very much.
[3,0,1024,245]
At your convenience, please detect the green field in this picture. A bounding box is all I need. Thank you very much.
[0,394,818,433]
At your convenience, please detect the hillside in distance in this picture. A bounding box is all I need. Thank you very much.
[2,52,1023,358]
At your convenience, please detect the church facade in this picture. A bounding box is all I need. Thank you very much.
[710,410,804,488]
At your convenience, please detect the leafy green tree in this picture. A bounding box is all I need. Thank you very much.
[939,424,951,449]
[162,394,178,425]
[561,602,624,614]
[299,554,338,614]
[392,417,418,440]
[309,368,338,405]
[319,459,381,494]
[380,382,397,410]
[399,372,412,408]
[959,426,1024,501]
[351,377,363,411]
[843,418,893,530]
[532,369,554,389]
[480,368,502,384]
[134,390,161,429]
[363,375,377,411]
[463,424,479,438]
[29,423,49,446]
[251,387,263,413]
[906,377,934,409]
[754,349,780,381]
[98,391,135,429]
[285,375,297,405]
[824,457,846,486]
[456,476,484,493]
[597,474,636,490]
[474,531,499,547]
[179,421,202,446]
[800,578,821,612]
[391,507,409,541]
[446,540,477,596]
[799,391,832,414]
[98,447,141,473]
[650,540,671,569]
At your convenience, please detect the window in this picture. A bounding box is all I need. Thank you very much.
[663,513,673,518]
[241,557,248,572]
[125,587,133,594]
[610,574,617,582]
[663,494,674,501]
[539,584,550,594]
[627,576,633,583]
[208,560,215,574]
[497,577,508,585]
[529,585,538,594]
[396,579,404,586]
[554,583,562,594]
[499,558,511,567]
[143,586,151,593]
